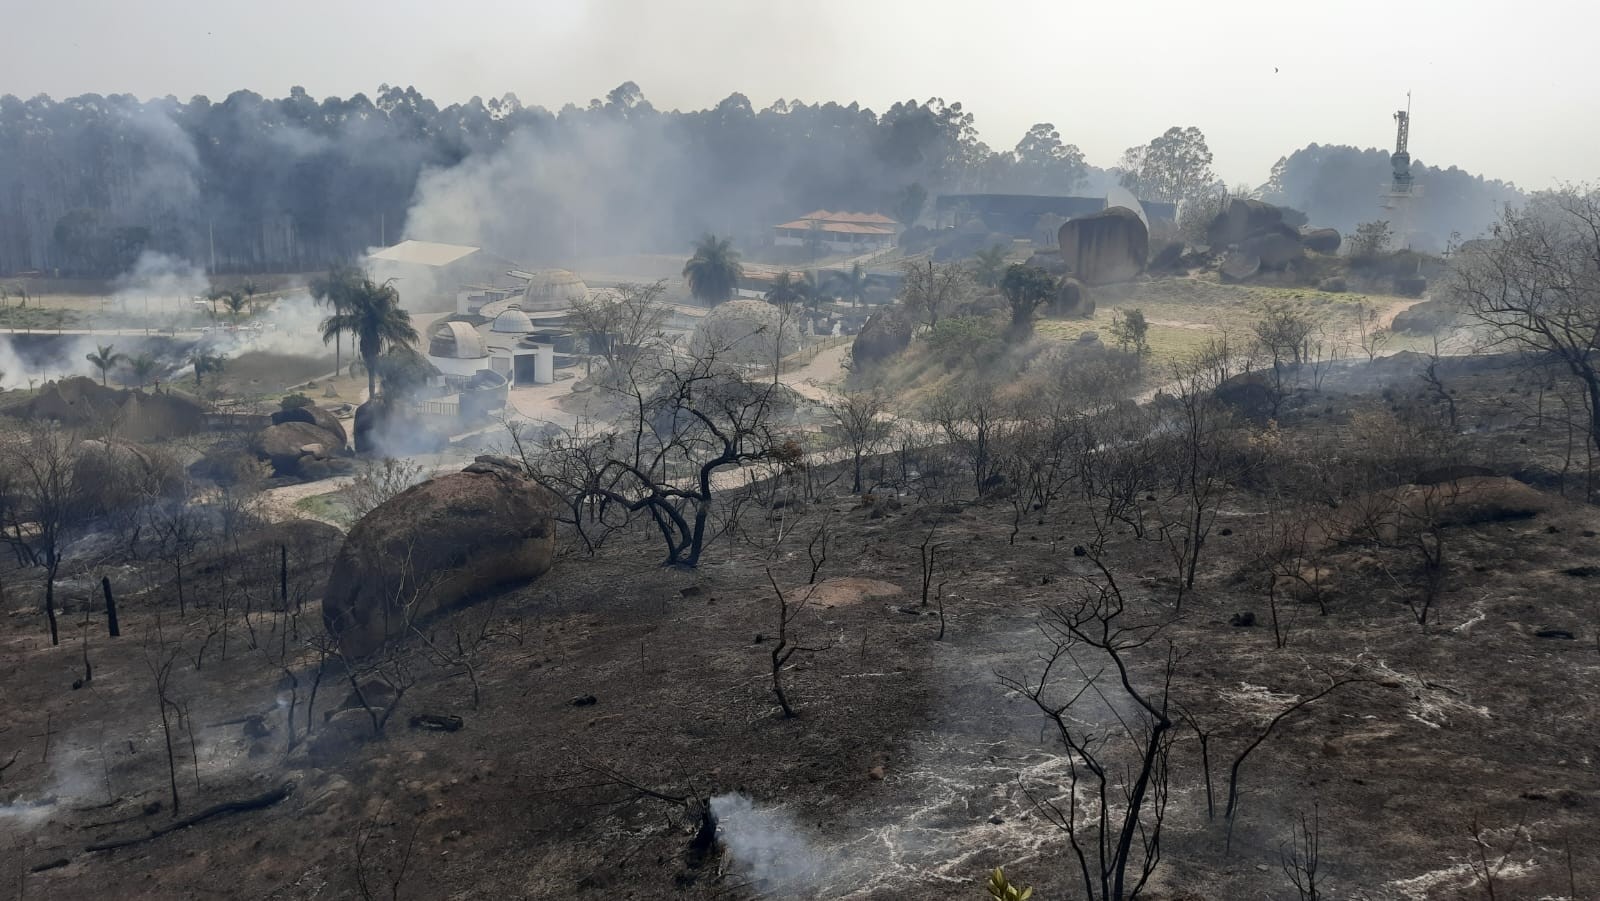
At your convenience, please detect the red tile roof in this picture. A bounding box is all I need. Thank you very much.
[775,219,897,235]
[787,210,899,226]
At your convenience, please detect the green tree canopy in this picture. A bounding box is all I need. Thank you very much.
[683,234,743,306]
[999,264,1058,339]
[319,273,419,399]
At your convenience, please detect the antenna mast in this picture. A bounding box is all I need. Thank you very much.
[1379,92,1420,247]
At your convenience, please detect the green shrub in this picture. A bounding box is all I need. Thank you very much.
[280,392,314,410]
[926,315,1002,367]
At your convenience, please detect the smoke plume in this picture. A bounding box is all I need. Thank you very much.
[710,792,829,895]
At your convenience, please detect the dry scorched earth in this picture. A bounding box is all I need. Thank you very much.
[2,454,1599,898]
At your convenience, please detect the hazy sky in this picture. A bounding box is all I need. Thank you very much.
[3,0,1594,189]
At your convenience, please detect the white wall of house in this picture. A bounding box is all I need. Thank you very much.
[427,355,489,379]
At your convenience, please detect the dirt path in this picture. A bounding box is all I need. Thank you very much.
[779,341,851,403]
[259,477,354,526]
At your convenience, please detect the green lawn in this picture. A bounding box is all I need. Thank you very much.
[1035,275,1414,369]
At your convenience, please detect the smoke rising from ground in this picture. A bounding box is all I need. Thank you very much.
[710,793,830,894]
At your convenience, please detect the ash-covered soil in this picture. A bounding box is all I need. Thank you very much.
[3,354,1600,900]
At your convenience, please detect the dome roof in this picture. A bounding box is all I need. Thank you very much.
[428,320,489,359]
[521,269,589,313]
[490,309,536,334]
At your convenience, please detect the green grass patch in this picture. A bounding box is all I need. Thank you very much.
[293,492,353,526]
[0,305,80,330]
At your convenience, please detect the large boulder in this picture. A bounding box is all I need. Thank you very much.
[271,405,348,448]
[353,396,448,456]
[189,443,270,486]
[1301,227,1342,254]
[1246,231,1306,269]
[1390,298,1459,335]
[252,421,344,478]
[851,307,915,368]
[1206,198,1287,248]
[1214,370,1277,423]
[1219,250,1262,283]
[1024,249,1069,275]
[322,456,560,657]
[1058,207,1148,285]
[1054,278,1094,319]
[1395,275,1428,297]
[1148,240,1186,272]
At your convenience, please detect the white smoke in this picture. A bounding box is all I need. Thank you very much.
[0,743,107,832]
[711,793,828,895]
[242,289,337,358]
[108,251,210,324]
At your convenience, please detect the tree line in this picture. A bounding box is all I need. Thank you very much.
[1,82,1522,277]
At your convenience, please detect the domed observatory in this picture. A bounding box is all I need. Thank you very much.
[485,307,554,385]
[521,269,589,313]
[426,320,491,378]
[490,308,536,335]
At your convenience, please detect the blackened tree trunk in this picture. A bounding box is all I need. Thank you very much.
[102,576,119,638]
[44,557,59,646]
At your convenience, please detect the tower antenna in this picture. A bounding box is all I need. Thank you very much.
[1379,92,1420,248]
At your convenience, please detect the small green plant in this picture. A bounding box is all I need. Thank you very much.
[986,867,1033,900]
[280,392,314,410]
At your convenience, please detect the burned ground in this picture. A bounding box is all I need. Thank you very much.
[2,354,1600,900]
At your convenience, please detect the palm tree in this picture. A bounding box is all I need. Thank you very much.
[765,270,803,308]
[190,351,226,387]
[128,353,158,389]
[85,344,126,386]
[841,262,869,308]
[311,265,362,375]
[319,273,419,400]
[800,271,825,312]
[682,234,743,306]
[223,291,249,325]
[972,245,1009,289]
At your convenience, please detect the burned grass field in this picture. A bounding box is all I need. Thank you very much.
[2,349,1599,900]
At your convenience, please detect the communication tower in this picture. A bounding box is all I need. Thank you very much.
[1379,93,1421,247]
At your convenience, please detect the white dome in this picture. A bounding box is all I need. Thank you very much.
[521,269,589,313]
[428,320,489,359]
[491,309,536,333]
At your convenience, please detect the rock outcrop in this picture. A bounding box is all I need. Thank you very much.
[1219,250,1262,283]
[1245,231,1306,269]
[1053,277,1094,318]
[1390,298,1459,334]
[322,456,559,658]
[271,405,348,448]
[1057,207,1148,285]
[1301,227,1342,254]
[252,421,345,479]
[4,378,204,438]
[353,396,448,456]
